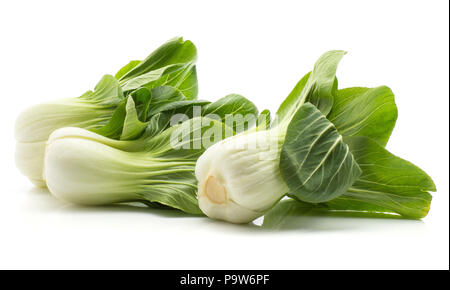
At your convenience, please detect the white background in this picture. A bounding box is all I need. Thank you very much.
[0,0,448,270]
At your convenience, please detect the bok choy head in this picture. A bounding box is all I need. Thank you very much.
[196,50,435,224]
[15,37,198,186]
[44,121,208,213]
[196,51,360,223]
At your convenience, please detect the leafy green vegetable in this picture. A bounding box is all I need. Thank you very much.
[119,64,181,92]
[151,64,198,100]
[275,72,310,124]
[120,97,149,140]
[44,118,222,214]
[275,54,431,220]
[16,39,436,226]
[304,51,344,115]
[195,51,360,223]
[195,49,435,224]
[202,94,259,133]
[266,138,436,225]
[276,50,345,124]
[114,60,141,80]
[96,92,258,140]
[280,103,361,203]
[337,136,435,219]
[118,37,196,83]
[328,86,397,147]
[118,37,198,99]
[276,51,361,204]
[45,103,257,214]
[279,136,435,220]
[15,37,199,186]
[262,199,405,230]
[42,76,258,213]
[276,51,433,220]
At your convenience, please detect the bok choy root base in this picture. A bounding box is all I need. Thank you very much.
[15,39,436,225]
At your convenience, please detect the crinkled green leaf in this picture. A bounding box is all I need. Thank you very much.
[91,99,127,139]
[129,87,152,121]
[118,37,197,82]
[173,65,197,100]
[145,86,185,116]
[262,199,404,230]
[276,72,310,123]
[153,99,210,115]
[81,74,123,105]
[280,103,361,203]
[276,50,345,124]
[141,94,258,138]
[304,51,344,115]
[202,94,259,133]
[142,113,173,139]
[120,97,149,140]
[140,100,210,138]
[93,86,193,140]
[120,64,184,92]
[117,37,198,99]
[278,137,436,220]
[328,86,398,147]
[114,60,141,80]
[150,64,198,100]
[336,136,436,219]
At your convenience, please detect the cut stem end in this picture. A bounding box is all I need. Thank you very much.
[204,176,227,204]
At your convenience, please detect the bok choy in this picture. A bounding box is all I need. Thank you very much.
[196,51,435,223]
[15,37,198,186]
[15,40,436,226]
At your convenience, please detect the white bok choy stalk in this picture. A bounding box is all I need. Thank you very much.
[196,128,289,223]
[15,76,121,186]
[196,50,363,223]
[15,37,198,186]
[44,118,225,214]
